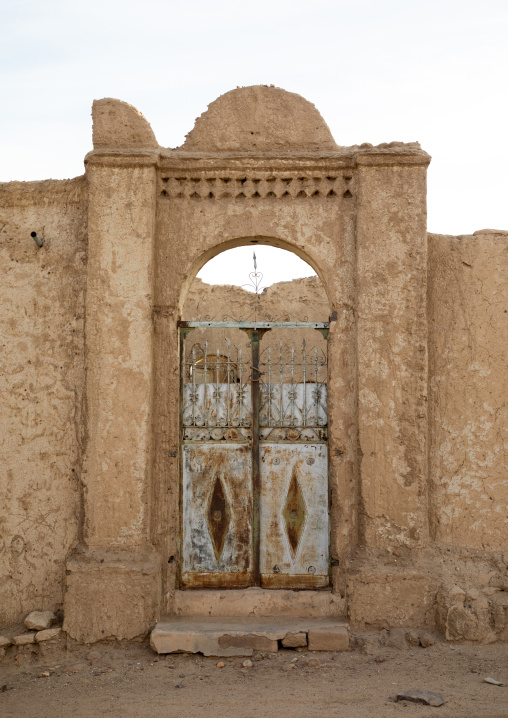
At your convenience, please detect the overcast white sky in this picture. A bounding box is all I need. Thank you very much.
[2,0,507,286]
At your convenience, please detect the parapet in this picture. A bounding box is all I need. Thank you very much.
[92,98,158,150]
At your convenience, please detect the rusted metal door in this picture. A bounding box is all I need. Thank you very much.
[259,334,329,588]
[179,321,329,589]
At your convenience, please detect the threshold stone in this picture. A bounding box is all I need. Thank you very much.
[150,616,349,657]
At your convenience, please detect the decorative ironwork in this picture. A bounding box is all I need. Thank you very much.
[182,339,251,432]
[282,470,307,558]
[182,336,327,441]
[259,340,327,433]
[241,252,265,296]
[207,475,231,562]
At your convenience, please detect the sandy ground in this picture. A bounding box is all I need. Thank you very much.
[1,637,507,718]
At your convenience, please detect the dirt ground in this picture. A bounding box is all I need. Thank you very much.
[1,635,507,718]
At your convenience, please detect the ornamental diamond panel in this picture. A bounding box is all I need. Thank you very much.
[207,475,231,562]
[282,471,307,558]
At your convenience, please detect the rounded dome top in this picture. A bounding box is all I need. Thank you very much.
[183,86,337,153]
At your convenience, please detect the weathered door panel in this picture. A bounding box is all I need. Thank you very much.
[179,323,330,590]
[259,443,329,588]
[181,443,253,587]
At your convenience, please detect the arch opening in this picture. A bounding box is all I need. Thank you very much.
[178,236,331,318]
[182,241,330,324]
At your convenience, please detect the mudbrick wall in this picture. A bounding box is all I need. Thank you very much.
[428,230,508,643]
[2,229,506,637]
[0,178,88,626]
[0,87,506,645]
[428,231,508,551]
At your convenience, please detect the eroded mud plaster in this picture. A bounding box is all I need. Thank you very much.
[1,86,506,643]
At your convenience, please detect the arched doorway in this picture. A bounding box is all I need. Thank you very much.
[179,246,331,589]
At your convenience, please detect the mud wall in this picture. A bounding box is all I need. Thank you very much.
[428,231,508,551]
[1,179,507,632]
[184,275,329,323]
[0,177,87,625]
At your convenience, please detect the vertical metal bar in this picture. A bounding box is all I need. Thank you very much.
[302,339,307,427]
[267,346,272,427]
[239,347,243,426]
[290,346,295,426]
[204,340,208,426]
[314,347,319,425]
[250,329,261,584]
[216,347,220,426]
[279,341,284,426]
[191,345,196,426]
[226,339,231,427]
[179,328,185,440]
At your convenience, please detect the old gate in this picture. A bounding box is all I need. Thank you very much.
[179,321,329,589]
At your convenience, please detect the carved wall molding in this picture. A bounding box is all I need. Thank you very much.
[158,172,354,200]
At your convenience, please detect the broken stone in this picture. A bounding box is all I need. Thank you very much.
[386,627,407,650]
[446,604,490,642]
[216,661,225,668]
[36,628,62,643]
[38,671,51,678]
[419,632,436,648]
[396,690,445,707]
[24,611,56,631]
[406,629,420,646]
[305,657,320,667]
[242,659,252,668]
[0,636,11,648]
[281,632,307,648]
[307,626,349,652]
[12,632,36,646]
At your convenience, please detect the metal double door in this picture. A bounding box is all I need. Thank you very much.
[179,321,329,589]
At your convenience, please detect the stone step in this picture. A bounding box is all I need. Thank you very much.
[172,587,345,617]
[150,616,349,657]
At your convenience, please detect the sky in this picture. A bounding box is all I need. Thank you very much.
[2,0,508,287]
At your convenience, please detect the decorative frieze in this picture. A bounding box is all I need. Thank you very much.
[159,173,354,200]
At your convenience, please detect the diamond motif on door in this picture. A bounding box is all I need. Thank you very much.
[282,470,307,558]
[207,475,231,561]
